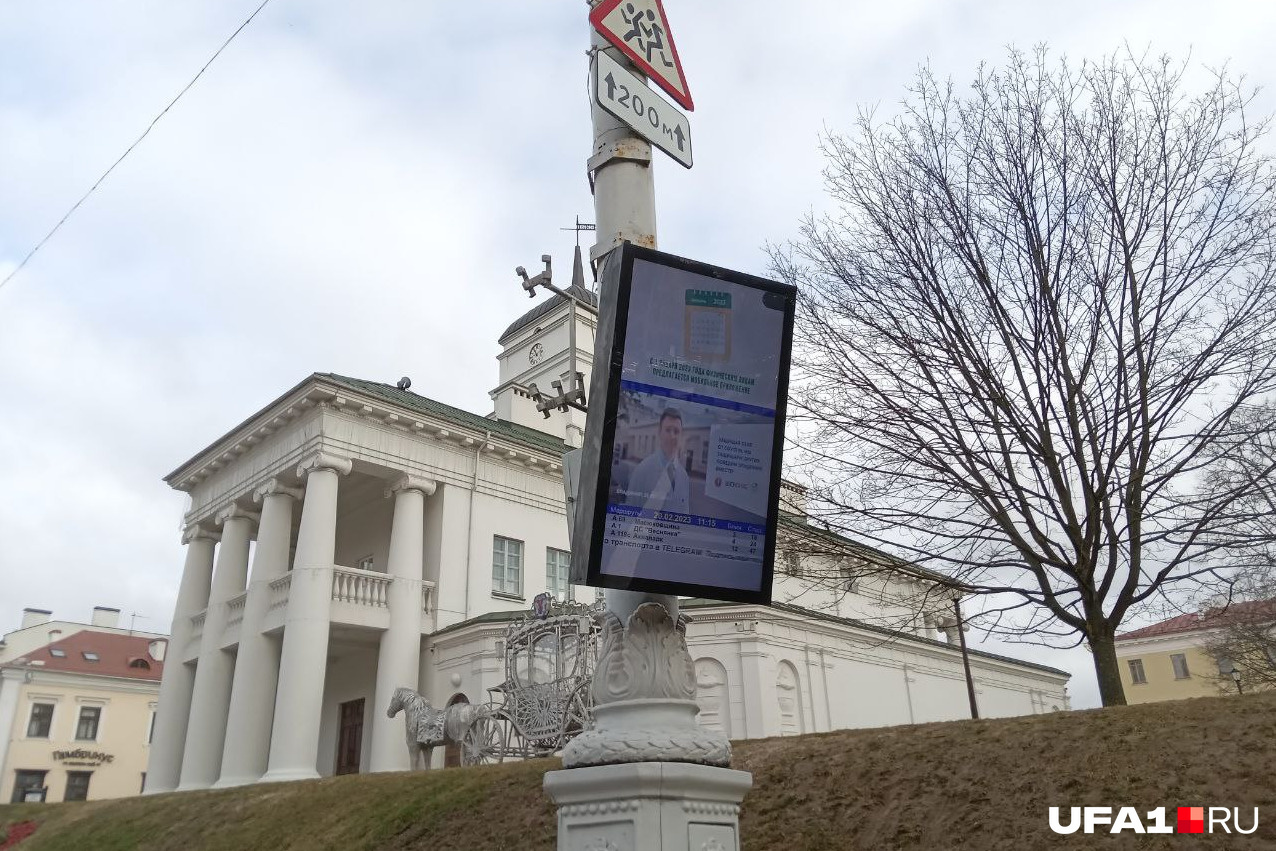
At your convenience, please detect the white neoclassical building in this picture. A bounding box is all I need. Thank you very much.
[144,251,1069,793]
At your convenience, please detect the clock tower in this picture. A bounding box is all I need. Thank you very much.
[490,245,598,445]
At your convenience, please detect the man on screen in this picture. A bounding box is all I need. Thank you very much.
[625,407,691,513]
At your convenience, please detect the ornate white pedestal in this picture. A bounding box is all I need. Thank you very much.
[546,602,752,851]
[544,762,752,851]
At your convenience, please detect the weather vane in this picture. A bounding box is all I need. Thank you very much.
[559,215,596,248]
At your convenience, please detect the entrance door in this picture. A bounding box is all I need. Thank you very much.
[336,698,365,775]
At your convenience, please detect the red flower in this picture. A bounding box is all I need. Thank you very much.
[0,820,38,850]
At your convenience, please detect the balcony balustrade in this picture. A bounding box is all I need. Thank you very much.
[225,592,249,627]
[331,565,391,608]
[267,574,292,611]
[189,610,206,642]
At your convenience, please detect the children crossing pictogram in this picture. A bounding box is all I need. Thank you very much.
[589,0,693,111]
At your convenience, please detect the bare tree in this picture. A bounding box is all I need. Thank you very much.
[1201,598,1276,695]
[772,47,1276,706]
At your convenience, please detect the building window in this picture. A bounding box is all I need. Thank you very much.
[356,554,374,572]
[148,710,157,744]
[82,652,99,662]
[1171,653,1191,680]
[26,704,54,738]
[49,648,66,657]
[784,551,803,578]
[11,770,47,803]
[492,536,524,598]
[139,773,147,795]
[75,706,101,741]
[547,548,572,601]
[64,771,92,802]
[1127,658,1147,685]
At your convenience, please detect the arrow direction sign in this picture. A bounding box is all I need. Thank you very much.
[595,51,692,169]
[589,0,693,111]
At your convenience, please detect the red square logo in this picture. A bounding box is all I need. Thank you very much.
[1177,807,1205,834]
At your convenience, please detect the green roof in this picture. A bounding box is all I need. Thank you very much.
[320,373,569,456]
[430,608,526,638]
[777,511,956,587]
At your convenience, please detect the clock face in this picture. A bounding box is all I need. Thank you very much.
[528,342,544,365]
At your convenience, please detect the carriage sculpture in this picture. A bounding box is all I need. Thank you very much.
[459,593,604,765]
[388,593,604,768]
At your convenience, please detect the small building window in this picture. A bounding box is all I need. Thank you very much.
[64,771,92,802]
[1171,653,1191,680]
[148,710,157,744]
[784,551,803,578]
[356,554,375,572]
[82,652,99,662]
[1127,658,1147,685]
[75,706,101,741]
[49,648,66,658]
[26,704,54,738]
[11,770,47,803]
[546,548,572,601]
[492,536,524,598]
[129,658,151,670]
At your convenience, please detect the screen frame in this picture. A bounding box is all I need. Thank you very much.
[580,243,796,605]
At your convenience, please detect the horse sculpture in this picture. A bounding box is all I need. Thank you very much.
[386,687,480,770]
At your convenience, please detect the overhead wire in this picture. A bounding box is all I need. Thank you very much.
[0,0,275,292]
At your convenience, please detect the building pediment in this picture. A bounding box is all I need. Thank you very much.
[165,373,570,494]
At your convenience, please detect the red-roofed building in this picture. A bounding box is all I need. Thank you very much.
[0,609,168,803]
[1115,600,1276,704]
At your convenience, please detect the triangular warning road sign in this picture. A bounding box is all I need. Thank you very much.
[589,0,693,111]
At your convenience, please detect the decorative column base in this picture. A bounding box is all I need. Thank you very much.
[562,602,731,769]
[258,767,320,784]
[544,762,752,851]
[563,700,731,767]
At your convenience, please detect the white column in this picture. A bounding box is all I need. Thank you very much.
[177,506,257,790]
[144,526,218,794]
[737,639,774,739]
[214,480,302,787]
[369,475,435,772]
[262,452,351,783]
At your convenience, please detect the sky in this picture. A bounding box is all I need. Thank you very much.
[3,0,1275,711]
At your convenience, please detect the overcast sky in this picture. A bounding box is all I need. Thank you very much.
[3,0,1275,710]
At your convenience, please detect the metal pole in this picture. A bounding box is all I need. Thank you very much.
[954,597,979,719]
[587,1,672,625]
[587,16,656,264]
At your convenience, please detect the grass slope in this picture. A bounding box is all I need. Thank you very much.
[3,692,1274,850]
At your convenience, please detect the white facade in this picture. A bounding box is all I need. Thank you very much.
[145,277,1068,792]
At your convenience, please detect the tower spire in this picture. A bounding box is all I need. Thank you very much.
[571,243,586,292]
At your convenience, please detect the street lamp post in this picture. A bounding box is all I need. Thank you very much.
[1218,658,1245,695]
[540,4,753,850]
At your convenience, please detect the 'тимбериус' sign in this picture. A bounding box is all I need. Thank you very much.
[571,244,795,604]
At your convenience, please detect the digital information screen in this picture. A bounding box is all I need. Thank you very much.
[573,244,795,604]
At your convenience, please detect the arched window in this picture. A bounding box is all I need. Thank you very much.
[694,658,731,738]
[776,661,803,736]
[128,658,151,670]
